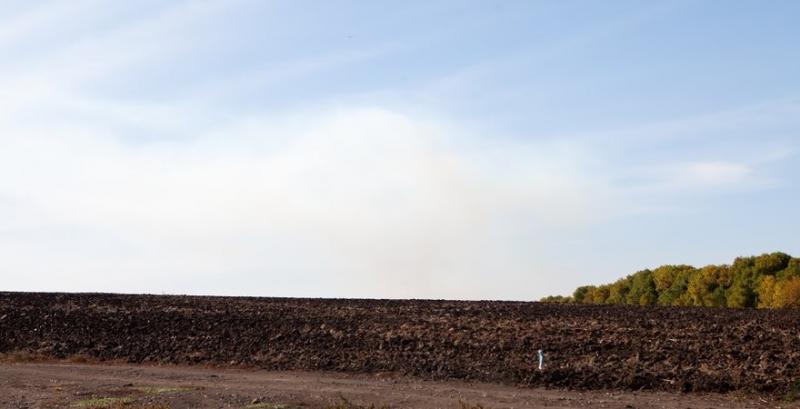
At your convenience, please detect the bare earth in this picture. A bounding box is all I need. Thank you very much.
[5,294,800,394]
[0,363,793,409]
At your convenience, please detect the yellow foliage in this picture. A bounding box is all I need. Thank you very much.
[775,278,800,308]
[581,287,596,304]
[652,266,676,293]
[561,253,800,309]
[592,286,610,304]
[757,276,777,308]
[686,273,710,307]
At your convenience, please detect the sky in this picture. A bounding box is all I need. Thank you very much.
[1,0,798,300]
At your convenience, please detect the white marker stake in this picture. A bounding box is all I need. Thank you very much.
[538,349,544,370]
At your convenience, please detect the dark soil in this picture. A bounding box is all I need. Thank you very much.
[1,292,798,395]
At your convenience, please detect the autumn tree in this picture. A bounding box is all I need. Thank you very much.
[653,265,695,306]
[754,252,791,275]
[777,258,800,280]
[539,295,573,303]
[757,275,777,308]
[726,279,754,308]
[606,276,632,304]
[774,277,800,308]
[573,286,595,304]
[555,252,800,309]
[592,285,611,304]
[684,265,728,307]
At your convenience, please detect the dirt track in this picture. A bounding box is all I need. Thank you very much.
[0,362,790,409]
[2,292,800,395]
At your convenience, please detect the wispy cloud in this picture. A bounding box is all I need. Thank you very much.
[654,161,756,190]
[0,1,236,99]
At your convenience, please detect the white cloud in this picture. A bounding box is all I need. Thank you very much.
[0,105,618,299]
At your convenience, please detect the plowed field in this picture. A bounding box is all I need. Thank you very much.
[1,292,798,395]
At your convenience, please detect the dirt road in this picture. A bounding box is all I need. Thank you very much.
[0,363,790,409]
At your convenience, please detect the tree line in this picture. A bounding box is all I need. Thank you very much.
[541,252,800,308]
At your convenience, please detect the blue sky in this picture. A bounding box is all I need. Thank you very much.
[1,0,798,299]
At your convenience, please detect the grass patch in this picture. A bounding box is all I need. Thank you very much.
[71,396,134,408]
[785,379,800,402]
[0,350,47,363]
[117,405,171,409]
[0,350,97,364]
[129,406,171,409]
[323,396,489,409]
[326,396,390,409]
[246,403,291,409]
[72,385,189,409]
[132,386,194,395]
[72,397,173,409]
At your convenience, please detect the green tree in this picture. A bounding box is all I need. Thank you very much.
[685,265,729,307]
[606,276,632,304]
[754,252,791,275]
[555,252,800,310]
[685,270,708,307]
[726,278,755,308]
[592,285,611,304]
[654,265,695,306]
[777,258,800,280]
[539,295,573,304]
[727,256,759,308]
[573,286,594,304]
[627,270,657,306]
